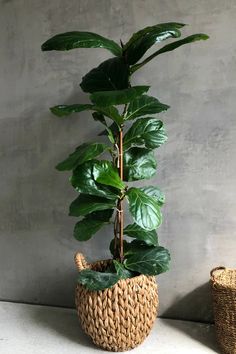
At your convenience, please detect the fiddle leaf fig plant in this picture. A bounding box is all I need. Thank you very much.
[42,23,208,291]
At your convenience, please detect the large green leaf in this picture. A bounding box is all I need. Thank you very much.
[90,86,149,107]
[125,95,170,121]
[74,218,106,241]
[69,194,116,216]
[98,122,119,141]
[71,160,119,200]
[50,104,93,117]
[78,269,120,291]
[93,160,125,190]
[113,260,134,280]
[123,148,157,181]
[123,22,185,65]
[126,187,162,230]
[80,57,129,93]
[41,31,122,56]
[50,103,123,126]
[140,186,165,207]
[124,223,158,246]
[124,246,171,275]
[73,209,113,241]
[123,118,167,150]
[86,209,114,222]
[56,142,108,171]
[131,33,209,73]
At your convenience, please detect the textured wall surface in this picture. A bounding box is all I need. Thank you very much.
[1,0,236,322]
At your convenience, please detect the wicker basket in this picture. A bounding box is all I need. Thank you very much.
[210,267,236,354]
[74,252,159,352]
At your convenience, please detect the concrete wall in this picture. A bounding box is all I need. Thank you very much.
[1,0,236,322]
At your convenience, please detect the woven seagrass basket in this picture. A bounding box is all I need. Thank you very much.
[74,252,159,352]
[210,267,236,354]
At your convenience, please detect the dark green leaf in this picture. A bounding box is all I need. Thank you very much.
[92,111,107,126]
[126,187,162,230]
[109,238,132,257]
[140,186,165,207]
[86,209,114,222]
[95,106,123,125]
[113,260,134,279]
[74,218,106,241]
[78,269,120,291]
[124,223,158,246]
[50,104,93,117]
[124,246,171,275]
[125,95,170,121]
[123,22,185,65]
[98,122,119,139]
[131,33,209,73]
[41,31,122,56]
[93,160,125,189]
[50,103,122,126]
[69,194,116,216]
[56,142,108,171]
[123,148,157,181]
[80,57,129,93]
[90,86,150,107]
[123,118,167,150]
[71,160,119,200]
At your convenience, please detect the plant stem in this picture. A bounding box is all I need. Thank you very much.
[118,128,124,262]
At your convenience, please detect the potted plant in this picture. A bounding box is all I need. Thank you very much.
[42,23,208,351]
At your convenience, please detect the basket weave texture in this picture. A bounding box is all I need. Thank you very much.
[74,252,159,352]
[210,267,236,354]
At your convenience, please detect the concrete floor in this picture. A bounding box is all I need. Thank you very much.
[0,302,219,354]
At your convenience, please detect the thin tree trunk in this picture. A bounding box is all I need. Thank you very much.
[118,128,124,262]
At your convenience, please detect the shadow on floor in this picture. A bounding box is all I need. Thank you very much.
[30,305,97,350]
[161,282,219,352]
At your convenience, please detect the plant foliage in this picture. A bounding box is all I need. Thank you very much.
[42,23,208,291]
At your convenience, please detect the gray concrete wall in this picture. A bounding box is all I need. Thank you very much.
[1,0,236,322]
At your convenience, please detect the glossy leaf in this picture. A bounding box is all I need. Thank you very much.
[56,142,108,171]
[92,111,107,126]
[96,106,123,125]
[74,218,106,241]
[123,118,167,150]
[90,86,150,107]
[69,194,116,216]
[124,223,158,246]
[71,160,119,200]
[50,104,93,117]
[78,269,119,291]
[80,57,129,93]
[93,160,125,190]
[113,260,134,279]
[126,187,162,230]
[51,103,123,126]
[125,95,170,121]
[98,122,119,140]
[123,148,157,181]
[131,33,209,73]
[86,209,114,222]
[140,186,165,207]
[41,31,122,56]
[123,22,185,65]
[124,246,171,275]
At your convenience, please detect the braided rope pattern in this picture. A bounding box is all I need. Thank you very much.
[210,267,236,354]
[75,254,159,351]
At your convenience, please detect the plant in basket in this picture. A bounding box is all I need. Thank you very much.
[42,23,208,351]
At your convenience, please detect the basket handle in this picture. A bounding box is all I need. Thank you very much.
[74,252,90,272]
[210,266,226,280]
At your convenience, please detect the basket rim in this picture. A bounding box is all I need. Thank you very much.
[210,266,236,289]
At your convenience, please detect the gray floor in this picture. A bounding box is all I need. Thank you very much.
[0,302,219,354]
